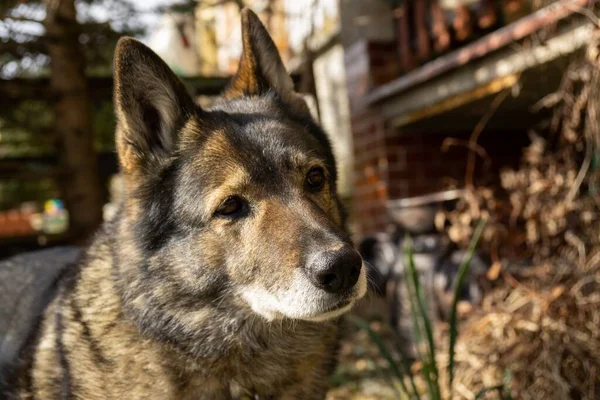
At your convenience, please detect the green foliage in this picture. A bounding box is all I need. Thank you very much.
[351,220,505,399]
[0,99,115,158]
[0,100,54,157]
[404,236,441,399]
[164,0,198,14]
[0,0,135,208]
[93,100,116,152]
[0,178,58,209]
[348,315,412,398]
[0,98,115,208]
[0,0,144,78]
[448,219,486,395]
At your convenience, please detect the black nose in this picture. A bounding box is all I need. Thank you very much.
[308,246,362,293]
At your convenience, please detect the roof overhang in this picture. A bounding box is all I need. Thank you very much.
[362,0,595,133]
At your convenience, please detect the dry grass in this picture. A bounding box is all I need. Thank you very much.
[437,27,600,400]
[445,253,600,399]
[331,25,600,400]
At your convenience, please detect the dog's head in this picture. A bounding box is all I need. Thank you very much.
[113,9,366,324]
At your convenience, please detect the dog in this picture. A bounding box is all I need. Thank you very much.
[1,9,367,399]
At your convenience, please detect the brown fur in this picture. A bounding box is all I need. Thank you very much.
[3,9,365,400]
[225,9,311,115]
[12,231,340,399]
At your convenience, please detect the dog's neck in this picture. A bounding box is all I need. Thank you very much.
[60,222,339,397]
[82,219,337,365]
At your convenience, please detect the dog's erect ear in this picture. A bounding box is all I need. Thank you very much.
[113,37,196,173]
[226,9,309,113]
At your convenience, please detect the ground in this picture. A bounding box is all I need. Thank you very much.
[327,296,400,400]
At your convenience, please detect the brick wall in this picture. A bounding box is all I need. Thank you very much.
[341,33,528,238]
[351,108,390,235]
[385,133,473,199]
[344,40,399,113]
[351,108,528,236]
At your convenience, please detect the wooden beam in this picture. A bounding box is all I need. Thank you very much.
[381,22,591,126]
[365,0,593,106]
[0,73,307,104]
[390,73,519,128]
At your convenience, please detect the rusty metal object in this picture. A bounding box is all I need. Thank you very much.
[366,0,593,106]
[386,189,466,233]
[395,4,416,73]
[414,0,432,62]
[453,5,474,42]
[431,0,452,53]
[478,0,498,30]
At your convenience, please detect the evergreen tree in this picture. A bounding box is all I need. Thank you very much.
[0,0,142,242]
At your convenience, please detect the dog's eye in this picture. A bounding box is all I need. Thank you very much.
[306,167,325,191]
[216,196,246,217]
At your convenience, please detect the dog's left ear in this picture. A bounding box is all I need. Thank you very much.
[226,9,310,114]
[113,37,196,174]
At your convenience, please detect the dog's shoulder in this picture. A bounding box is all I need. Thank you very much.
[0,246,81,394]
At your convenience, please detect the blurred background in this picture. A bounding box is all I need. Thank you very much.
[2,0,600,398]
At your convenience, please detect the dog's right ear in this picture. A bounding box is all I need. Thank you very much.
[113,37,196,173]
[225,9,311,115]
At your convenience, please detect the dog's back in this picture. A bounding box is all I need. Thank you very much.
[0,248,80,379]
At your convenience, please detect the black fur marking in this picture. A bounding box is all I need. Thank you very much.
[55,307,72,400]
[140,102,165,154]
[133,160,181,253]
[53,262,83,400]
[69,297,111,367]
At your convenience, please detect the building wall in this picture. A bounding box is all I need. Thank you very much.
[351,106,528,236]
[194,1,292,76]
[351,108,389,235]
[149,14,200,76]
[313,44,354,198]
[338,0,395,49]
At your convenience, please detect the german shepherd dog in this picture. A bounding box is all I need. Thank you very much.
[1,8,367,399]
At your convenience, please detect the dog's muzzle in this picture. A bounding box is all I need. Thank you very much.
[306,245,362,293]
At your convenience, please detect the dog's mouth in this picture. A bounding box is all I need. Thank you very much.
[301,298,356,322]
[296,265,369,322]
[240,264,368,322]
[322,298,354,313]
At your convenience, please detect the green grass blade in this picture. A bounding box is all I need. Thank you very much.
[348,315,415,399]
[402,243,429,396]
[404,237,441,400]
[365,353,403,399]
[448,219,487,395]
[502,369,513,400]
[473,368,512,399]
[391,330,420,399]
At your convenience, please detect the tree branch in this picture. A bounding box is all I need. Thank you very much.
[0,39,48,58]
[2,16,44,24]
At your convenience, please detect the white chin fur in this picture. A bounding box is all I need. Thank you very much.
[240,263,368,322]
[300,301,355,322]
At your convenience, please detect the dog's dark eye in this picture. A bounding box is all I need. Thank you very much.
[306,167,325,191]
[216,196,246,217]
